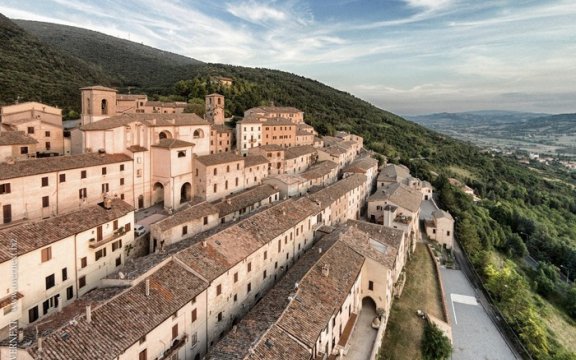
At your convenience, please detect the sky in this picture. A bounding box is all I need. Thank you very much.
[1,0,575,115]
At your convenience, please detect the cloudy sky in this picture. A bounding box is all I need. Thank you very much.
[1,0,575,115]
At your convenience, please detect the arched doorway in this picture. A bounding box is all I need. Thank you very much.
[180,182,191,204]
[193,129,204,139]
[152,182,164,204]
[159,130,173,140]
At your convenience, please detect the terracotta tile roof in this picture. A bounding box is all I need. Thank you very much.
[81,113,208,131]
[342,157,378,173]
[151,138,195,149]
[214,184,278,217]
[296,130,313,136]
[377,164,410,182]
[262,118,297,126]
[368,183,422,213]
[256,144,284,152]
[196,152,244,166]
[0,131,38,146]
[24,261,208,360]
[176,198,320,281]
[126,145,148,152]
[342,220,403,269]
[116,94,147,100]
[318,146,347,157]
[212,124,233,133]
[285,145,316,160]
[277,239,364,349]
[154,202,219,232]
[0,292,23,308]
[239,117,265,124]
[433,209,453,221]
[246,106,303,114]
[248,325,311,360]
[0,153,132,180]
[308,174,366,208]
[80,85,117,91]
[244,155,268,167]
[264,174,307,186]
[300,161,338,180]
[0,200,134,263]
[207,231,340,360]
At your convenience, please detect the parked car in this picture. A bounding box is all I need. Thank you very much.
[134,224,146,237]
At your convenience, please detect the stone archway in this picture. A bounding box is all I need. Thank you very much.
[180,182,192,204]
[152,182,164,204]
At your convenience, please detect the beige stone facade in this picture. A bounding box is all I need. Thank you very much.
[194,153,246,202]
[0,200,134,335]
[425,209,454,249]
[0,131,38,162]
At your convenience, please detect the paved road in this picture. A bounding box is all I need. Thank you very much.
[419,199,438,221]
[346,305,377,360]
[440,268,516,360]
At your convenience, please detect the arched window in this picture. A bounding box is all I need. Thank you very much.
[159,132,167,140]
[193,129,204,139]
[101,99,108,115]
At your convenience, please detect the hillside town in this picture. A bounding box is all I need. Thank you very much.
[0,87,455,360]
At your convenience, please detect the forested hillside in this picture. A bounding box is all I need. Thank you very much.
[0,14,116,113]
[2,16,576,359]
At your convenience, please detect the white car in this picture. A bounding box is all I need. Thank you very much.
[134,224,146,237]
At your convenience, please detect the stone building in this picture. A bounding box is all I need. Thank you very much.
[0,131,38,163]
[0,102,65,156]
[194,153,246,202]
[425,209,454,249]
[0,199,134,336]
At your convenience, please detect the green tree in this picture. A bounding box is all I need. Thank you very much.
[421,322,452,360]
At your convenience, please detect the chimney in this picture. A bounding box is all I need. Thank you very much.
[202,240,207,248]
[145,279,150,297]
[383,205,396,227]
[322,264,330,277]
[318,247,322,254]
[86,305,92,323]
[38,337,43,352]
[103,197,112,209]
[226,199,232,205]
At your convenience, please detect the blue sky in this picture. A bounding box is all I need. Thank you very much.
[1,0,575,115]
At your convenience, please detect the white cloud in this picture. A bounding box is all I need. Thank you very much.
[404,0,452,11]
[226,1,287,23]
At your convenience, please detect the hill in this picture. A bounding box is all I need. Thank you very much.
[0,14,117,113]
[16,19,203,90]
[2,17,576,359]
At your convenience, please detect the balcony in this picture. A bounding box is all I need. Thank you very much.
[159,333,188,359]
[89,228,126,249]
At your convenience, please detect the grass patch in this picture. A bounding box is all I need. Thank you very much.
[538,296,576,353]
[379,243,444,360]
[446,165,477,180]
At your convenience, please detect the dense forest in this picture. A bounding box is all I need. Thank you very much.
[2,15,576,359]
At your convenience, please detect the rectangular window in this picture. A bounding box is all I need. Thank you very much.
[217,312,223,322]
[95,248,107,261]
[79,276,86,288]
[278,239,281,253]
[81,170,87,179]
[42,196,50,208]
[263,270,267,279]
[182,225,188,236]
[45,274,55,290]
[28,306,39,323]
[0,183,10,194]
[216,284,222,296]
[125,223,131,232]
[264,251,267,260]
[20,146,28,154]
[139,349,147,360]
[115,256,121,267]
[120,178,125,186]
[41,247,52,262]
[113,219,118,230]
[45,131,50,137]
[66,286,74,300]
[203,216,208,225]
[139,335,146,345]
[112,240,122,251]
[27,126,34,134]
[41,177,49,187]
[81,257,87,268]
[102,167,107,175]
[45,142,51,150]
[120,164,125,171]
[247,282,251,293]
[62,268,68,281]
[172,324,178,340]
[192,308,197,322]
[234,272,238,283]
[59,174,66,183]
[247,262,252,272]
[101,183,109,193]
[368,281,374,291]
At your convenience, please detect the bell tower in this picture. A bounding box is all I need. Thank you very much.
[205,93,225,125]
[80,86,118,125]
